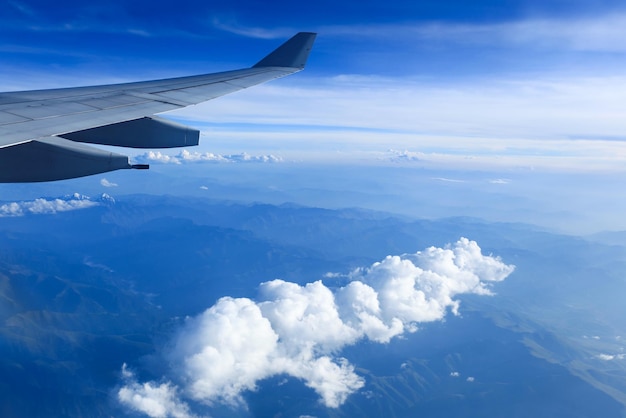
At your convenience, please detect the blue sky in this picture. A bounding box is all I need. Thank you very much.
[4,0,626,80]
[2,0,626,232]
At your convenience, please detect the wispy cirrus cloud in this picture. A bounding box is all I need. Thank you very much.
[211,18,293,39]
[319,13,626,53]
[7,0,36,17]
[208,13,626,52]
[118,238,514,415]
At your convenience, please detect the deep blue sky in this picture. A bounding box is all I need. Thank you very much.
[3,0,626,79]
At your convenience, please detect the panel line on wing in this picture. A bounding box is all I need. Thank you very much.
[0,110,32,124]
[125,91,192,107]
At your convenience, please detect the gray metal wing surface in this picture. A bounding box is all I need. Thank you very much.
[0,32,316,182]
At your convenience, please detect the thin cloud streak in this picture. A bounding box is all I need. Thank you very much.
[170,74,626,172]
[8,1,36,17]
[320,14,626,53]
[211,18,294,39]
[176,76,626,140]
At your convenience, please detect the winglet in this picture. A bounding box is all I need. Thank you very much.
[253,32,317,69]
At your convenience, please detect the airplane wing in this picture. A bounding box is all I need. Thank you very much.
[0,32,316,182]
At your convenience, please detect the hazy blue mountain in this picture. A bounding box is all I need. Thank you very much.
[1,194,625,417]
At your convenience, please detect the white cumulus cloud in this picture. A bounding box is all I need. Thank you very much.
[119,238,514,415]
[171,297,279,407]
[0,193,101,217]
[134,150,282,165]
[100,178,118,187]
[118,364,194,418]
[387,149,423,163]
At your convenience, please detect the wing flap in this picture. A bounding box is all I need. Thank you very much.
[60,116,199,148]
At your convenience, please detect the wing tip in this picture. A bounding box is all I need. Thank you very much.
[253,32,317,69]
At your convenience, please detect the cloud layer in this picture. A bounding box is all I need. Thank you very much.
[171,73,626,173]
[134,150,282,165]
[118,238,514,416]
[0,193,110,217]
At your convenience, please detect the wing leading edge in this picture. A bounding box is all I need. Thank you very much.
[0,32,316,182]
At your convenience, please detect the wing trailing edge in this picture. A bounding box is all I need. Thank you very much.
[60,116,200,149]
